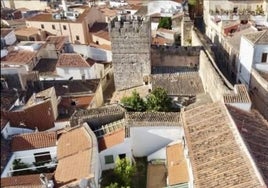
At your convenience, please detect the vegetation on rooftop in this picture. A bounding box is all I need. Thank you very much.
[158,17,172,30]
[102,157,147,188]
[120,88,173,112]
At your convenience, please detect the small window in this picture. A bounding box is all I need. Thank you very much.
[41,24,44,29]
[118,154,126,159]
[52,25,55,30]
[104,155,114,164]
[34,152,51,163]
[76,35,80,40]
[261,53,267,63]
[63,25,67,30]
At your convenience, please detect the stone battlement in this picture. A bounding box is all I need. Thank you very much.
[108,15,149,34]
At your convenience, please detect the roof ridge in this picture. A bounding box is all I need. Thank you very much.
[254,30,266,44]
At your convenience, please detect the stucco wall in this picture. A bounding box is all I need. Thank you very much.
[250,69,268,120]
[130,126,182,157]
[99,138,131,171]
[56,66,96,80]
[199,50,230,101]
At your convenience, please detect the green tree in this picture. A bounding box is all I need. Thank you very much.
[105,182,119,188]
[146,88,172,112]
[114,158,136,187]
[121,90,146,112]
[158,17,172,29]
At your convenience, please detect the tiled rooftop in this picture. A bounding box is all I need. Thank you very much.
[35,79,100,96]
[151,72,204,96]
[243,30,268,45]
[92,29,110,41]
[126,111,180,126]
[45,36,68,51]
[25,87,54,108]
[98,128,125,151]
[227,105,268,185]
[0,91,18,111]
[182,102,265,188]
[56,53,90,67]
[33,58,58,75]
[11,131,57,152]
[26,6,91,23]
[1,173,53,187]
[14,27,40,37]
[55,125,95,186]
[223,84,251,104]
[72,104,125,118]
[167,142,189,186]
[1,50,37,64]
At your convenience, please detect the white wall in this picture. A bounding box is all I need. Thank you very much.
[72,44,112,62]
[147,146,166,162]
[148,1,183,16]
[130,126,182,157]
[238,37,254,85]
[1,122,34,139]
[227,103,252,112]
[2,0,48,10]
[1,146,57,178]
[4,30,16,45]
[56,66,97,80]
[99,138,131,171]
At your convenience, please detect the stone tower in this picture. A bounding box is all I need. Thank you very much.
[109,15,151,91]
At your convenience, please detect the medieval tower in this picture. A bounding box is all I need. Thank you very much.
[109,15,151,91]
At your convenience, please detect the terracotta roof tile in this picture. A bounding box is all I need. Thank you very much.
[1,50,37,64]
[92,29,110,41]
[227,105,268,185]
[126,112,180,126]
[151,72,204,96]
[98,128,125,151]
[182,102,265,188]
[243,30,268,45]
[11,131,57,152]
[167,142,189,186]
[1,173,53,187]
[45,36,68,51]
[14,27,40,37]
[26,6,91,23]
[56,53,90,67]
[55,125,96,186]
[223,84,251,103]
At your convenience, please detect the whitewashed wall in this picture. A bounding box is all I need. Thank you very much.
[1,122,34,139]
[1,146,57,178]
[56,66,97,80]
[130,126,182,157]
[238,37,254,86]
[72,44,112,62]
[99,138,131,171]
[3,30,16,45]
[147,146,166,161]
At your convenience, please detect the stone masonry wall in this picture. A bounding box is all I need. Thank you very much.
[250,69,268,120]
[109,16,151,91]
[199,50,231,101]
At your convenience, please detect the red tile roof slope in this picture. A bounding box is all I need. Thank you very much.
[55,125,95,187]
[182,102,266,188]
[12,131,57,152]
[227,105,268,185]
[1,50,37,64]
[1,173,53,187]
[98,128,125,151]
[56,53,90,67]
[45,36,68,51]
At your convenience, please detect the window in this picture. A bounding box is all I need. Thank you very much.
[118,154,126,159]
[76,35,80,41]
[52,24,55,30]
[34,152,51,163]
[104,155,114,164]
[63,25,67,30]
[261,53,267,63]
[41,24,44,29]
